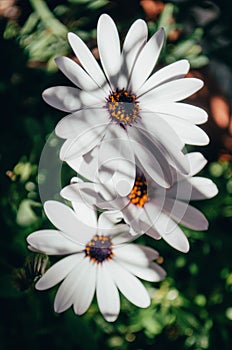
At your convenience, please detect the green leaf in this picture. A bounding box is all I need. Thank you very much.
[189,55,209,68]
[87,0,109,10]
[16,199,41,226]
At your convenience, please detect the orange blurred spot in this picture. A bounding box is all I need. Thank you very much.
[219,153,232,162]
[168,28,181,42]
[229,116,232,136]
[72,56,81,66]
[140,0,164,20]
[6,170,16,181]
[0,0,15,13]
[156,256,164,264]
[0,0,19,19]
[92,47,100,60]
[210,96,230,129]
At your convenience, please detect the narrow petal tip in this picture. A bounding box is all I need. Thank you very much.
[98,13,113,22]
[67,31,74,38]
[35,279,46,291]
[67,32,77,43]
[156,27,165,42]
[179,59,190,74]
[191,77,204,91]
[41,88,50,102]
[103,313,119,322]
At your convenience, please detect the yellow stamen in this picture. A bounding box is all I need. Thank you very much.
[128,175,149,207]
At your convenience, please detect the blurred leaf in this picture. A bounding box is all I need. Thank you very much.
[86,0,109,10]
[188,55,209,68]
[158,3,176,35]
[20,12,39,36]
[16,199,41,226]
[3,20,20,39]
[14,161,37,183]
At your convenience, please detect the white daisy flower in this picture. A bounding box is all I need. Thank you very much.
[61,152,218,253]
[43,14,209,188]
[27,200,166,322]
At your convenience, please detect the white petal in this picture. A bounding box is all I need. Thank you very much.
[44,201,94,245]
[168,152,208,188]
[138,59,190,96]
[140,111,184,148]
[54,257,86,313]
[144,225,162,240]
[168,177,218,201]
[118,19,148,88]
[27,229,82,255]
[97,194,130,212]
[68,32,110,93]
[61,182,110,208]
[122,202,145,234]
[27,245,42,253]
[72,200,97,229]
[128,126,187,187]
[97,14,121,89]
[109,260,150,308]
[67,147,99,182]
[144,102,208,125]
[156,115,209,146]
[187,177,219,200]
[161,224,190,253]
[185,152,207,176]
[55,108,108,139]
[129,28,165,92]
[55,56,105,98]
[140,78,204,105]
[112,231,139,245]
[112,161,136,197]
[59,123,106,161]
[163,198,209,230]
[114,244,154,267]
[136,114,191,174]
[137,213,162,239]
[62,180,129,215]
[145,203,190,252]
[98,210,124,230]
[42,86,101,112]
[133,135,174,188]
[117,259,166,282]
[61,182,128,216]
[102,224,131,238]
[36,253,83,290]
[96,262,120,322]
[135,245,160,260]
[73,259,97,315]
[98,126,135,195]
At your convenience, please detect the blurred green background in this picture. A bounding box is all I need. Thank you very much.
[0,1,232,349]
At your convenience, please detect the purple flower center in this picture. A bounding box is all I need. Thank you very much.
[106,88,140,126]
[85,234,113,263]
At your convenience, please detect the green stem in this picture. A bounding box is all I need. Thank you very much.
[29,0,67,36]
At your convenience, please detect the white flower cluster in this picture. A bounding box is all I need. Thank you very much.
[27,14,218,322]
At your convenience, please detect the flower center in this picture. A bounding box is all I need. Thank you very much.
[128,174,149,207]
[85,235,113,263]
[106,88,140,126]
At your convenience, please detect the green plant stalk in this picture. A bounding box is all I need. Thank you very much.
[29,0,67,36]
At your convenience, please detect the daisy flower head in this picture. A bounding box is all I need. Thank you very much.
[43,14,209,189]
[61,151,218,253]
[27,200,166,322]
